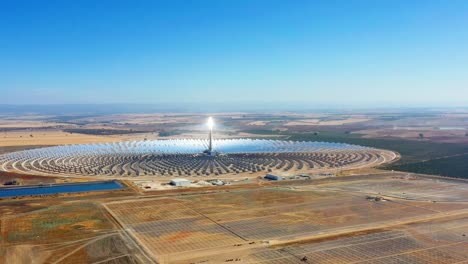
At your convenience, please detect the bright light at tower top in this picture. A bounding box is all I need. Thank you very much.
[207,117,214,130]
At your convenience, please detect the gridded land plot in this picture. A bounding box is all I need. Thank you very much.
[276,222,468,264]
[105,198,246,260]
[318,176,468,202]
[175,189,437,241]
[1,202,148,264]
[105,187,465,263]
[196,222,468,264]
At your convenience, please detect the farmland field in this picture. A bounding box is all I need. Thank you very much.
[0,201,150,263]
[389,154,468,178]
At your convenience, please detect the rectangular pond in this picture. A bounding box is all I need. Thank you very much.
[0,180,124,198]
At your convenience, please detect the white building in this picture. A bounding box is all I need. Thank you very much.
[170,178,191,187]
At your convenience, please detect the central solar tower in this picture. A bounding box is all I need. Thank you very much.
[207,117,214,155]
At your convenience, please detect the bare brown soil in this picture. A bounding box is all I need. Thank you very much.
[0,199,150,264]
[0,171,58,186]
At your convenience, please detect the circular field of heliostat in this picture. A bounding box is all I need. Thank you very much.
[0,139,395,177]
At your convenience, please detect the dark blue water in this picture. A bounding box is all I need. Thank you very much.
[0,181,124,198]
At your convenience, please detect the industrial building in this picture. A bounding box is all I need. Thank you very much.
[264,174,284,181]
[170,179,191,187]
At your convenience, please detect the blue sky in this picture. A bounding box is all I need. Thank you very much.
[1,0,467,107]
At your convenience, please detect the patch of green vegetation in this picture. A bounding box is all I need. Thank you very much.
[241,130,468,165]
[159,130,184,137]
[33,218,74,230]
[243,128,468,177]
[8,232,35,242]
[5,203,112,244]
[398,113,438,118]
[243,129,283,135]
[319,116,347,121]
[287,132,468,165]
[46,114,99,123]
[377,116,403,121]
[7,218,77,243]
[388,154,468,178]
[288,131,363,140]
[245,115,299,121]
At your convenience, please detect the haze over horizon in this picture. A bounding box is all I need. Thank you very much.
[2,0,468,106]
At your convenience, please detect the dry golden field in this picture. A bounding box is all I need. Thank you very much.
[0,130,125,147]
[1,111,468,145]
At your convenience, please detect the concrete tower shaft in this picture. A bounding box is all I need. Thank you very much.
[208,117,214,153]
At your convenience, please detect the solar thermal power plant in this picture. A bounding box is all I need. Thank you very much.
[0,139,395,177]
